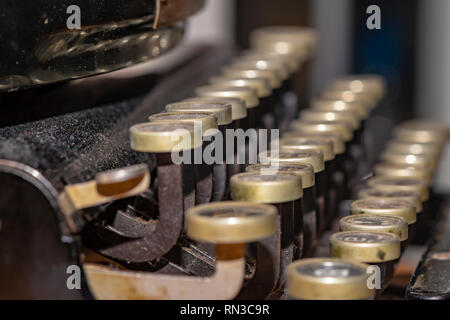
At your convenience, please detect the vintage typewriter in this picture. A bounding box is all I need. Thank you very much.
[0,0,449,300]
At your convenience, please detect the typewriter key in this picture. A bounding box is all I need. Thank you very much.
[291,119,354,143]
[283,131,349,203]
[195,85,259,130]
[165,102,232,129]
[231,57,292,107]
[374,162,433,186]
[239,50,300,75]
[358,188,423,214]
[367,177,429,203]
[326,74,387,103]
[394,120,450,145]
[222,67,283,91]
[249,26,318,59]
[311,98,368,120]
[183,97,247,129]
[209,76,272,99]
[289,120,354,211]
[259,150,326,234]
[278,137,339,227]
[231,172,302,298]
[283,131,346,157]
[381,151,438,172]
[330,231,401,294]
[300,109,361,132]
[359,188,432,243]
[148,111,218,137]
[166,101,233,201]
[246,163,316,258]
[221,67,284,129]
[229,57,292,128]
[286,258,375,300]
[230,58,290,84]
[386,140,443,159]
[350,198,417,242]
[339,214,408,252]
[209,76,273,129]
[321,89,377,113]
[148,112,218,205]
[85,202,277,300]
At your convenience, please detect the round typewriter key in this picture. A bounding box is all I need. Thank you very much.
[286,258,375,300]
[209,76,272,98]
[381,151,438,172]
[230,57,290,83]
[208,77,272,129]
[367,172,432,243]
[186,202,277,244]
[229,57,292,127]
[283,131,346,156]
[321,89,377,113]
[330,231,401,294]
[239,50,300,75]
[148,111,218,137]
[404,119,450,133]
[310,98,368,176]
[339,214,408,252]
[149,112,219,205]
[326,74,386,102]
[350,198,417,241]
[357,187,427,245]
[358,188,422,214]
[246,163,316,258]
[182,96,247,175]
[222,67,283,90]
[248,26,318,115]
[231,172,302,203]
[291,119,353,142]
[284,131,349,202]
[130,121,201,218]
[165,102,232,127]
[311,98,368,120]
[386,140,443,159]
[288,119,356,202]
[165,102,233,201]
[259,149,328,234]
[183,97,247,128]
[249,26,318,59]
[374,162,433,186]
[330,231,401,263]
[367,177,429,203]
[279,137,335,162]
[394,120,450,145]
[300,109,361,131]
[195,86,259,129]
[231,172,302,290]
[279,137,339,226]
[221,66,285,129]
[130,121,201,153]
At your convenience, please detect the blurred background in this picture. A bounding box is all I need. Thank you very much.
[177,0,450,192]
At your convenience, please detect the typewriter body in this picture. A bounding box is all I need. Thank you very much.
[0,0,449,300]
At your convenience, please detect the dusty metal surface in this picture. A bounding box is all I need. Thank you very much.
[406,196,450,300]
[0,45,232,190]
